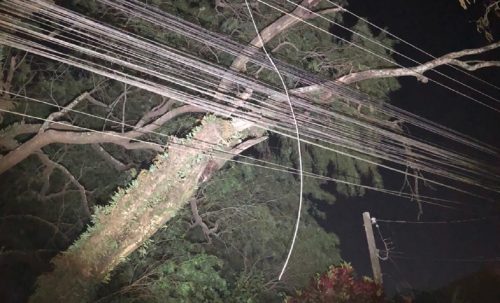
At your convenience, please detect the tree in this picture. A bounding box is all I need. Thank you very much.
[0,0,499,302]
[284,263,385,303]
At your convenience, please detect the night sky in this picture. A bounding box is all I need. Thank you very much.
[322,0,500,297]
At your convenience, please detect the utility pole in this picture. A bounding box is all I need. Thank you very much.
[362,211,383,284]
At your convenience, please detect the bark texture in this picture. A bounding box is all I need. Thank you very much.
[29,117,255,303]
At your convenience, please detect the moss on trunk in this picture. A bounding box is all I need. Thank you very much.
[29,117,252,303]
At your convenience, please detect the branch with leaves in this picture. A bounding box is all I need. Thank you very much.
[292,41,500,96]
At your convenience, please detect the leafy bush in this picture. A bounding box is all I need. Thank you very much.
[285,263,385,303]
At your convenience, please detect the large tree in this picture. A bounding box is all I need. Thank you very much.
[0,0,498,302]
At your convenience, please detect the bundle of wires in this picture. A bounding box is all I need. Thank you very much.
[0,0,499,200]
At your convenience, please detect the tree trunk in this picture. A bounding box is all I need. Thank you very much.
[29,117,255,303]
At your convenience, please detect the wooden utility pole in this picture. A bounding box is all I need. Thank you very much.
[362,211,383,284]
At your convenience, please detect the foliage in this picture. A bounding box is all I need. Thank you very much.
[94,210,256,303]
[95,156,342,302]
[459,0,499,41]
[126,254,230,303]
[284,263,385,303]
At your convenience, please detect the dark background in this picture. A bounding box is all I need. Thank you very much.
[322,0,500,296]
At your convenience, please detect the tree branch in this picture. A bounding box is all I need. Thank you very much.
[292,41,500,95]
[337,41,500,84]
[40,91,95,133]
[91,144,128,171]
[219,0,340,114]
[36,152,91,218]
[0,104,205,175]
[0,122,41,150]
[134,98,175,129]
[228,0,339,73]
[196,136,268,185]
[189,199,217,243]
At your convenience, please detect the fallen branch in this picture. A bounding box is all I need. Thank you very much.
[29,117,255,303]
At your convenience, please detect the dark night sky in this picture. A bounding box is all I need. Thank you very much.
[321,0,500,297]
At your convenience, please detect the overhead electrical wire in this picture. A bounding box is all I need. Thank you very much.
[98,0,500,178]
[375,215,500,224]
[323,0,500,92]
[257,0,500,114]
[282,0,500,106]
[0,1,492,185]
[96,0,500,157]
[1,89,479,209]
[0,0,496,197]
[0,104,468,211]
[388,253,500,263]
[244,0,304,281]
[0,0,499,199]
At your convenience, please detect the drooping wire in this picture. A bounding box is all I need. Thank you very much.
[244,0,304,281]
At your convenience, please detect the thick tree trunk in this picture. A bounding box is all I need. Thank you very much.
[29,117,256,303]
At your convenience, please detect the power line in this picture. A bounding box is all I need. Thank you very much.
[0,98,472,210]
[324,0,500,92]
[284,0,500,106]
[99,0,500,157]
[245,0,304,281]
[1,0,499,198]
[375,215,500,224]
[258,0,500,113]
[387,253,500,263]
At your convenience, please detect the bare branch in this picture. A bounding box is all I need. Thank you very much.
[337,41,500,84]
[189,199,217,243]
[292,41,500,95]
[0,101,204,175]
[134,98,175,129]
[3,54,17,93]
[219,0,341,114]
[84,94,108,108]
[0,122,41,150]
[91,144,128,171]
[228,0,339,73]
[213,136,269,169]
[36,152,91,218]
[448,59,500,71]
[40,91,92,133]
[132,105,205,137]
